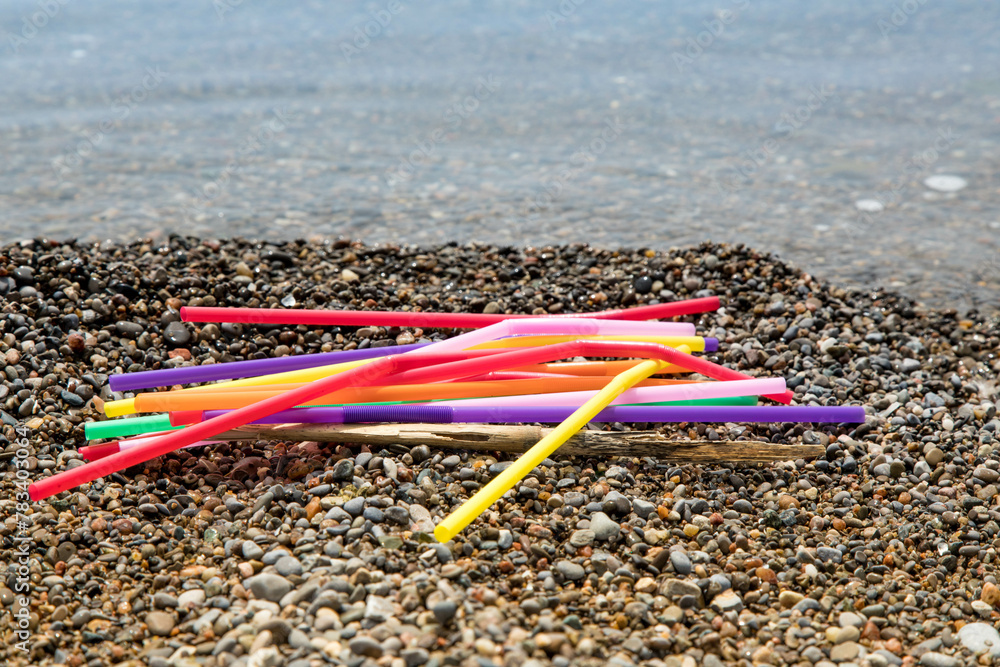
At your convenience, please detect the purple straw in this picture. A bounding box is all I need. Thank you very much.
[204,404,865,424]
[109,342,431,392]
[111,338,717,392]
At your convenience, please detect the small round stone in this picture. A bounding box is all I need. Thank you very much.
[924,174,968,192]
[431,600,458,625]
[555,561,585,581]
[145,611,175,636]
[163,321,192,346]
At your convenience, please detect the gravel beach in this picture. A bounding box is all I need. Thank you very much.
[2,236,1000,667]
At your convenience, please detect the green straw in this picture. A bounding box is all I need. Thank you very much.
[622,395,758,407]
[84,413,181,440]
[85,396,758,441]
[306,395,758,408]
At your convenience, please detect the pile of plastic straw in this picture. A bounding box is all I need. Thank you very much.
[30,297,864,542]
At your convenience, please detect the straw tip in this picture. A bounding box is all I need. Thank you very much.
[104,398,136,418]
[433,524,454,544]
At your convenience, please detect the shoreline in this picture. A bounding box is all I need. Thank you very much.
[5,234,998,319]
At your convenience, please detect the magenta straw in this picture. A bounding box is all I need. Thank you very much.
[108,342,431,392]
[202,404,865,424]
[31,319,776,501]
[108,332,714,392]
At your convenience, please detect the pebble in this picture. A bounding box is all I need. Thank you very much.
[779,590,804,608]
[245,574,291,602]
[348,637,382,658]
[343,496,365,516]
[331,458,354,481]
[145,611,175,636]
[923,174,968,192]
[974,466,1000,483]
[632,498,656,518]
[834,626,860,644]
[830,641,860,661]
[163,321,192,346]
[115,321,143,337]
[153,592,178,609]
[839,612,864,628]
[817,546,842,563]
[663,580,703,606]
[669,550,692,576]
[710,590,743,613]
[242,541,264,560]
[432,600,458,624]
[589,512,620,541]
[957,623,1000,657]
[401,648,430,666]
[855,199,885,212]
[177,589,205,608]
[919,653,959,667]
[364,595,395,622]
[274,556,303,577]
[982,582,1000,606]
[602,490,631,514]
[556,561,585,581]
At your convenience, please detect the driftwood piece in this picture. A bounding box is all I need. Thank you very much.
[218,423,822,462]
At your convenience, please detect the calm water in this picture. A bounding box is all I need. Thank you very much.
[1,1,999,311]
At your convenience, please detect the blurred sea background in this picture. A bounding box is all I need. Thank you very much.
[1,0,998,311]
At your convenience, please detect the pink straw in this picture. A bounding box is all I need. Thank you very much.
[32,319,787,500]
[423,377,785,407]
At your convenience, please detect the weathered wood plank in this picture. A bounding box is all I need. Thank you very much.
[218,423,822,462]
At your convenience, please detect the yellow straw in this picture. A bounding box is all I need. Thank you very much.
[105,398,136,417]
[472,334,704,351]
[181,359,371,391]
[433,356,671,543]
[103,335,703,417]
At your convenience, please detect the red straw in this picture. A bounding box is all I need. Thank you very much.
[78,442,120,461]
[31,356,400,501]
[30,339,789,501]
[180,297,720,328]
[386,341,790,401]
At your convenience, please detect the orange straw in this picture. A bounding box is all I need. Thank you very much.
[510,360,664,376]
[131,377,700,413]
